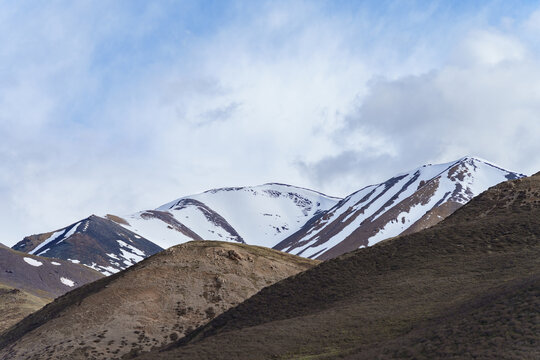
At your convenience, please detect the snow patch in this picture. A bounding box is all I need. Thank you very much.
[117,240,145,256]
[107,253,120,260]
[23,257,43,267]
[63,222,82,239]
[85,262,121,276]
[116,240,146,266]
[29,230,64,255]
[36,248,50,256]
[80,221,90,232]
[119,215,195,249]
[51,261,61,266]
[60,277,75,287]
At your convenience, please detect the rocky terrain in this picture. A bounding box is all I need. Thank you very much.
[0,241,317,359]
[275,156,524,259]
[9,157,521,279]
[134,172,540,359]
[12,215,163,275]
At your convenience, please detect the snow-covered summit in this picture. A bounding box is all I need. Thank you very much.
[274,156,524,259]
[118,183,341,249]
[11,156,524,275]
[12,215,162,275]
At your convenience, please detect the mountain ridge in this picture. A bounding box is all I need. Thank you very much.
[128,182,341,249]
[134,171,540,359]
[9,156,524,275]
[274,156,524,259]
[12,215,163,275]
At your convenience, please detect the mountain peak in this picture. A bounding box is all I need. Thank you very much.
[119,183,342,249]
[274,156,524,259]
[12,215,162,275]
[9,156,525,279]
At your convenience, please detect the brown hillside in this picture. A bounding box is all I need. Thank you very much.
[0,246,103,336]
[0,241,317,359]
[0,246,103,299]
[0,284,49,335]
[137,174,540,359]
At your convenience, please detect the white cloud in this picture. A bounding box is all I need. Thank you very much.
[524,9,540,32]
[1,2,540,246]
[303,28,540,191]
[455,30,526,66]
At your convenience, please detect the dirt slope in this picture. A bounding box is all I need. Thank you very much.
[138,174,540,359]
[0,284,49,335]
[0,241,317,359]
[0,246,103,335]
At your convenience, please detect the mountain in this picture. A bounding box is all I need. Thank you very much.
[113,183,340,249]
[0,246,103,298]
[10,185,335,276]
[275,156,524,259]
[0,241,317,359]
[0,246,103,334]
[12,215,163,275]
[134,172,540,359]
[8,157,521,275]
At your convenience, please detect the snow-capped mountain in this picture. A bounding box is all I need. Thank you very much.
[114,183,341,249]
[274,157,525,259]
[12,215,163,275]
[9,157,523,275]
[11,184,338,275]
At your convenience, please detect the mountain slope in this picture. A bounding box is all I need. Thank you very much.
[9,157,520,275]
[138,173,540,359]
[275,156,524,259]
[0,246,103,298]
[350,274,539,359]
[0,241,317,360]
[0,284,48,335]
[115,183,340,249]
[0,246,103,334]
[12,215,163,275]
[10,184,336,276]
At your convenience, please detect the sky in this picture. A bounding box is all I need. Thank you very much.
[2,0,540,246]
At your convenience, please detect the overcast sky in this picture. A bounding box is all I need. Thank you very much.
[2,1,540,246]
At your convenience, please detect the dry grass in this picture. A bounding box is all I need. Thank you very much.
[0,284,50,335]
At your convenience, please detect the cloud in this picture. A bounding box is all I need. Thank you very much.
[455,30,526,66]
[1,1,540,246]
[524,9,540,32]
[197,102,242,127]
[301,27,540,190]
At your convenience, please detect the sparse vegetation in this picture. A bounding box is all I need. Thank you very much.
[0,284,49,335]
[0,241,316,359]
[134,175,540,359]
